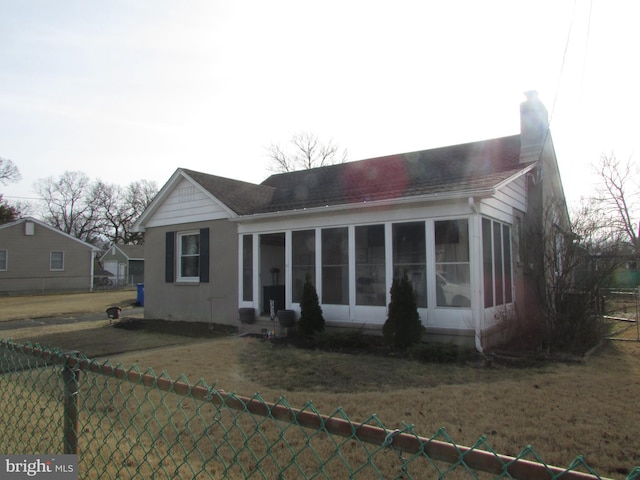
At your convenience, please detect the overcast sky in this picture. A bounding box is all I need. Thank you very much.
[1,0,638,211]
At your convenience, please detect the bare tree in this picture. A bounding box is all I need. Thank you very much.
[0,157,21,185]
[266,131,348,173]
[35,171,103,244]
[592,153,639,252]
[92,179,158,245]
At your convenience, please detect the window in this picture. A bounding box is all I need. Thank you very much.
[393,222,426,307]
[242,235,253,301]
[0,250,6,271]
[292,230,315,303]
[165,228,210,283]
[356,224,386,306]
[50,251,64,271]
[178,232,200,281]
[321,227,349,305]
[435,220,470,307]
[482,218,513,307]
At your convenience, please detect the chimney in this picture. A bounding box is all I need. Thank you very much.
[519,90,549,163]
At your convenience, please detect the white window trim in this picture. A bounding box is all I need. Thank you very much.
[177,231,200,282]
[50,251,64,271]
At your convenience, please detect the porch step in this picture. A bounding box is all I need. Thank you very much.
[237,316,293,338]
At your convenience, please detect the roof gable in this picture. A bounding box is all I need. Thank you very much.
[0,217,100,251]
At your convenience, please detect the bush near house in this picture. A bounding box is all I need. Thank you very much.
[298,276,325,336]
[383,274,425,350]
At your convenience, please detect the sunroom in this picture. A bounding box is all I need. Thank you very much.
[236,207,516,349]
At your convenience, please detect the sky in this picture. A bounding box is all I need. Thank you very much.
[1,0,639,211]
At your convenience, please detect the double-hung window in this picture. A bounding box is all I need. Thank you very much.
[50,251,64,271]
[178,232,200,281]
[165,228,210,283]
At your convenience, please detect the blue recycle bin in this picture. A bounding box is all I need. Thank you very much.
[136,283,144,307]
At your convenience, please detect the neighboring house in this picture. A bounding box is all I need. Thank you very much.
[0,217,100,294]
[133,92,571,350]
[99,244,145,286]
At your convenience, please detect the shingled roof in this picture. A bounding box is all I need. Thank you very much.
[184,134,528,216]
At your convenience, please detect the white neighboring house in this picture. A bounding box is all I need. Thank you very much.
[99,244,145,287]
[0,217,100,294]
[133,92,571,350]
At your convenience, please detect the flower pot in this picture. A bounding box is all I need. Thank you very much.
[276,309,296,328]
[238,308,256,324]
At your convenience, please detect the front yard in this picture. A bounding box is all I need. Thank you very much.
[0,291,639,477]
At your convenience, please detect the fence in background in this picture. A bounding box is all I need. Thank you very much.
[1,340,638,480]
[0,275,137,295]
[601,288,640,342]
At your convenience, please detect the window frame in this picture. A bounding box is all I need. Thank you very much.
[0,250,7,271]
[482,218,514,307]
[177,231,201,282]
[50,251,64,271]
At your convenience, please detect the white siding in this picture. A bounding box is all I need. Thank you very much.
[146,178,232,228]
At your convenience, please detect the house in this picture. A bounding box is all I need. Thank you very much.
[0,216,100,294]
[98,244,145,287]
[133,92,570,350]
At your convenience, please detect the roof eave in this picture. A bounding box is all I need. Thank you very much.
[230,187,497,223]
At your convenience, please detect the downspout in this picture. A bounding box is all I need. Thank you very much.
[89,251,96,292]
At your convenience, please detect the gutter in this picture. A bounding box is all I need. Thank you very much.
[229,187,497,223]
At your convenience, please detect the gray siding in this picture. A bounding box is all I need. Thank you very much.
[0,221,95,293]
[143,219,239,325]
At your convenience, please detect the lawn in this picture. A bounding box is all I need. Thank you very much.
[0,291,639,478]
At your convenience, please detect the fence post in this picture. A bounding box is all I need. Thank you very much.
[63,353,81,455]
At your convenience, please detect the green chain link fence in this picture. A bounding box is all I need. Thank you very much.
[1,339,638,480]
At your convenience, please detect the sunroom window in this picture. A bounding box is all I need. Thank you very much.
[434,220,470,307]
[392,222,427,308]
[292,230,316,303]
[355,224,386,306]
[321,227,348,305]
[482,218,513,307]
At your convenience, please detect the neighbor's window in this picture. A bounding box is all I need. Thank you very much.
[292,229,315,303]
[0,250,7,271]
[242,235,253,301]
[393,222,426,308]
[321,227,349,305]
[178,232,200,281]
[482,218,513,307]
[356,224,386,306]
[50,251,64,271]
[434,220,470,307]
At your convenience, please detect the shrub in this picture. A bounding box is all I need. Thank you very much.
[382,273,425,350]
[298,276,325,336]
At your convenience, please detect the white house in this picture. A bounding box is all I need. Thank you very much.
[133,92,570,351]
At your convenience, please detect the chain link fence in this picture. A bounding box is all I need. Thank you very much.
[1,339,638,479]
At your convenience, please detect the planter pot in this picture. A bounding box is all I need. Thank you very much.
[238,308,256,324]
[276,309,296,328]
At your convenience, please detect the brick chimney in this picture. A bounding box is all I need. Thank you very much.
[519,90,549,163]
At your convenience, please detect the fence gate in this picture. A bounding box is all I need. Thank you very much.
[602,288,640,341]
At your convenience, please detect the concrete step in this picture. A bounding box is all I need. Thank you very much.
[237,316,293,338]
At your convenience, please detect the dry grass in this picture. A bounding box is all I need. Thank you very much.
[1,292,639,478]
[0,290,139,321]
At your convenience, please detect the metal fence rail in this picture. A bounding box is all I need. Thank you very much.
[601,288,640,341]
[0,340,638,480]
